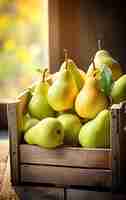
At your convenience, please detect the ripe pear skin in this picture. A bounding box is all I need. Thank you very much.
[28,81,56,120]
[111,74,126,104]
[48,69,78,111]
[60,59,85,90]
[22,113,39,132]
[95,50,110,57]
[58,114,82,145]
[79,110,111,148]
[87,53,123,81]
[24,118,64,148]
[75,76,108,119]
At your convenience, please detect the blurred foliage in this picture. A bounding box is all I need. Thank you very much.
[0,0,48,98]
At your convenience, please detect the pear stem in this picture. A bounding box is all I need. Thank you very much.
[42,68,48,82]
[36,68,48,82]
[64,49,68,70]
[98,39,102,50]
[91,55,98,78]
[108,96,113,107]
[91,55,96,71]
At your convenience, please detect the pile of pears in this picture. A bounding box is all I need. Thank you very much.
[22,49,126,149]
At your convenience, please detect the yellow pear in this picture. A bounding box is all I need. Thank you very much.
[48,60,78,111]
[87,50,123,81]
[75,73,108,119]
[60,50,85,91]
[95,49,110,57]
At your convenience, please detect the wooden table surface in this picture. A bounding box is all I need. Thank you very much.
[0,130,126,200]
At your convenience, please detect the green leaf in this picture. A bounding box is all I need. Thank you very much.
[99,64,113,96]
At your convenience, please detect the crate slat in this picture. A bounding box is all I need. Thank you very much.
[20,144,111,169]
[14,186,64,200]
[7,101,22,185]
[20,164,112,188]
[0,103,7,129]
[66,189,112,200]
[111,101,126,191]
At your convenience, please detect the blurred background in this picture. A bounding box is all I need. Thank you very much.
[0,0,49,98]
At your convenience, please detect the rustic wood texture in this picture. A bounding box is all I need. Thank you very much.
[0,141,9,189]
[0,103,7,129]
[20,164,112,188]
[0,155,125,200]
[17,89,31,115]
[119,102,126,190]
[48,0,61,73]
[49,0,82,72]
[67,189,112,200]
[111,102,126,191]
[14,186,64,200]
[20,144,111,169]
[49,0,126,72]
[0,99,17,130]
[7,101,21,185]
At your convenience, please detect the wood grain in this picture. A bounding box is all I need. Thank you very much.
[48,0,60,73]
[14,186,64,200]
[67,189,112,200]
[0,103,7,129]
[20,144,111,169]
[7,101,21,185]
[111,102,126,191]
[20,164,112,188]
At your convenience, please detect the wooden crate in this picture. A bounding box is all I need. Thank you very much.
[7,89,126,192]
[0,102,7,129]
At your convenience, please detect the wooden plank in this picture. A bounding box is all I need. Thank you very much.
[20,164,112,188]
[17,89,31,115]
[111,102,126,191]
[118,102,126,190]
[67,189,112,200]
[59,0,82,68]
[14,186,64,200]
[0,103,7,129]
[7,101,21,185]
[111,106,120,191]
[48,0,60,73]
[49,0,83,72]
[20,144,111,169]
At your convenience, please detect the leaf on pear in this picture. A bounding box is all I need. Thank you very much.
[99,64,113,96]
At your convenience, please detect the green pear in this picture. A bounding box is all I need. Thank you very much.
[58,114,82,145]
[22,113,39,132]
[24,117,64,148]
[95,49,110,57]
[48,60,78,112]
[28,68,56,120]
[79,110,111,148]
[111,74,126,104]
[60,59,84,91]
[75,75,108,119]
[87,51,123,81]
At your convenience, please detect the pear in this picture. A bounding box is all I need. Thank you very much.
[79,109,111,148]
[48,54,78,111]
[28,68,56,120]
[111,74,126,104]
[75,73,108,119]
[60,54,85,90]
[22,113,39,132]
[24,117,64,148]
[87,50,123,81]
[58,114,82,146]
[95,49,110,57]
